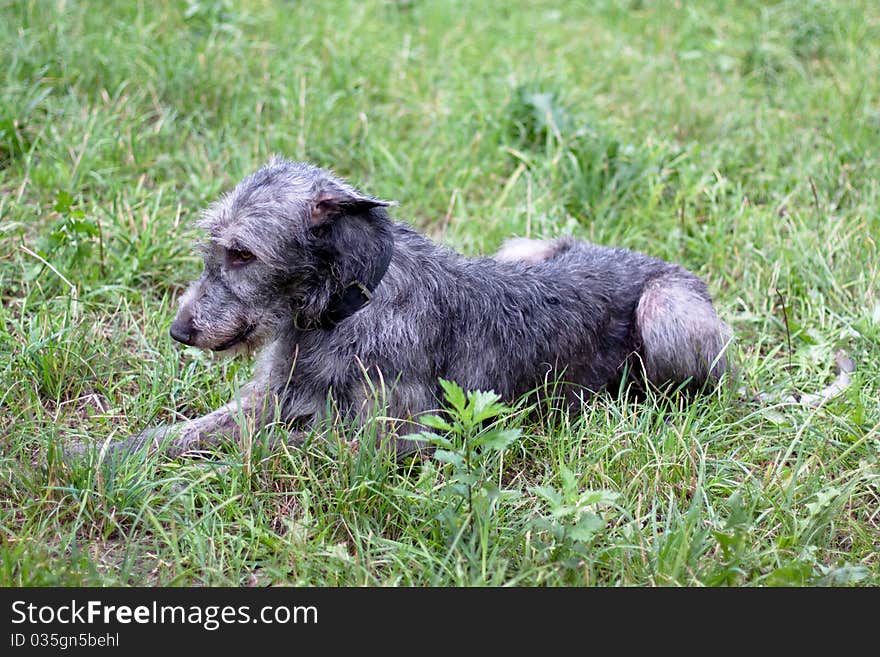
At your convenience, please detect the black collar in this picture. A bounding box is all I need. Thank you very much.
[319,236,394,329]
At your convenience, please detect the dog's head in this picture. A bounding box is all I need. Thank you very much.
[170,157,393,355]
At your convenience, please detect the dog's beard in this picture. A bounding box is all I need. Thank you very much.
[204,319,274,360]
[206,335,263,360]
[210,344,249,359]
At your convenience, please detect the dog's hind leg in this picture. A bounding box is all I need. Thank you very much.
[635,272,731,391]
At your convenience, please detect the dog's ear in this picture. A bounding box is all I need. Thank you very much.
[310,187,394,227]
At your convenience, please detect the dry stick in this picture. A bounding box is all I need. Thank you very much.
[808,176,826,265]
[808,176,821,216]
[440,188,458,239]
[296,74,307,161]
[678,196,686,256]
[19,245,79,319]
[96,214,106,278]
[525,174,533,239]
[774,287,799,401]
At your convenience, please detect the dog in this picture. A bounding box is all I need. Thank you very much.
[97,157,732,458]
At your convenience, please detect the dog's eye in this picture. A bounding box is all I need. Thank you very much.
[227,248,254,267]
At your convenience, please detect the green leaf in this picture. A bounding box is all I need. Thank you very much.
[481,479,501,503]
[818,565,870,586]
[433,449,464,467]
[424,433,455,449]
[468,389,505,423]
[397,431,439,447]
[713,530,742,556]
[531,517,554,533]
[760,408,790,426]
[67,218,99,237]
[438,378,467,416]
[531,485,563,508]
[420,414,454,432]
[473,428,521,451]
[550,504,579,519]
[766,561,812,586]
[448,483,470,499]
[54,190,74,214]
[805,486,840,517]
[568,513,604,542]
[559,465,577,497]
[521,90,570,138]
[577,489,619,507]
[723,492,751,530]
[453,472,481,487]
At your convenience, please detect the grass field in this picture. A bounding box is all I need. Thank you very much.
[1,0,878,586]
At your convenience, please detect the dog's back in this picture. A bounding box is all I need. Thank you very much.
[293,225,731,420]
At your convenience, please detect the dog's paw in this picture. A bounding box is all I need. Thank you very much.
[59,439,96,463]
[60,425,183,465]
[129,422,223,458]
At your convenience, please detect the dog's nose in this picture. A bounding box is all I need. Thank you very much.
[170,317,197,345]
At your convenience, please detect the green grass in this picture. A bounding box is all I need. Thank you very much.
[1,0,878,586]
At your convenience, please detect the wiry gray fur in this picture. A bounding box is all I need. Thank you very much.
[92,157,732,458]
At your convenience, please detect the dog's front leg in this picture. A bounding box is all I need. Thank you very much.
[153,384,272,457]
[65,383,274,461]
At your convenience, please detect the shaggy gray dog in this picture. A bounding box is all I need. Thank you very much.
[117,157,732,457]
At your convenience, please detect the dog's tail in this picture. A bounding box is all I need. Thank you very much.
[494,237,563,265]
[634,271,732,392]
